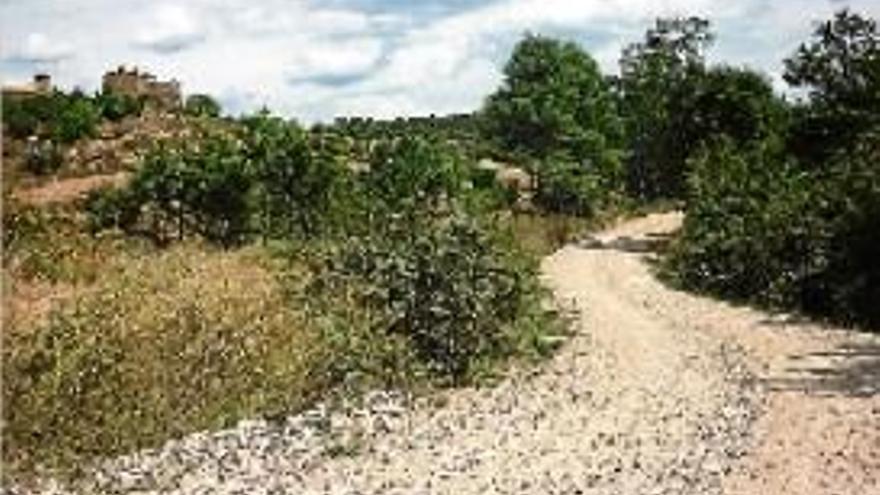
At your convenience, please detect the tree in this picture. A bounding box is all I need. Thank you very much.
[618,17,713,199]
[96,92,143,121]
[53,97,99,143]
[242,111,347,238]
[364,137,464,212]
[483,34,622,163]
[2,99,40,138]
[184,94,222,118]
[784,9,880,166]
[482,34,623,215]
[665,66,788,180]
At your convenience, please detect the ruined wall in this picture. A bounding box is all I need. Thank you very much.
[102,66,181,110]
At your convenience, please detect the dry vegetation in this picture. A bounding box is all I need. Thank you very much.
[2,222,327,479]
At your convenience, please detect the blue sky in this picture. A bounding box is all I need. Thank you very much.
[2,0,878,122]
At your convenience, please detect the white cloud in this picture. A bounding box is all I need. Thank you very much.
[136,4,206,53]
[2,0,880,121]
[12,32,74,63]
[287,37,384,82]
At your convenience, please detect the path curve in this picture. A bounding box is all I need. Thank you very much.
[72,212,880,494]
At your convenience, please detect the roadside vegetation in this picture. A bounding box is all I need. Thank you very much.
[2,6,877,488]
[663,10,880,328]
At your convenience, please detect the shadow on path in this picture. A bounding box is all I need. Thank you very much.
[763,343,880,398]
[578,233,673,254]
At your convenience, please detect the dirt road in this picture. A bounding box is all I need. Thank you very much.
[74,212,880,494]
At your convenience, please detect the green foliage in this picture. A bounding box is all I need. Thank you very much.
[52,97,100,144]
[84,187,140,234]
[3,98,41,138]
[95,92,142,121]
[666,138,813,302]
[243,111,350,238]
[185,94,222,118]
[675,66,786,151]
[668,131,880,328]
[535,155,616,217]
[617,17,714,199]
[796,132,880,325]
[98,136,255,246]
[784,9,880,167]
[666,10,880,329]
[2,92,99,144]
[311,208,551,383]
[364,137,465,211]
[482,34,624,216]
[483,34,623,163]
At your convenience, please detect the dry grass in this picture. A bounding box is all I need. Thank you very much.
[2,242,325,483]
[503,212,593,257]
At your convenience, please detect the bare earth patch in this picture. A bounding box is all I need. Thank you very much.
[13,212,880,494]
[11,172,130,207]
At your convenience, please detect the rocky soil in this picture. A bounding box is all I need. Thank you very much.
[13,212,880,494]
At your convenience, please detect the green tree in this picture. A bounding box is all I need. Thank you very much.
[96,92,143,121]
[53,97,99,143]
[2,99,40,138]
[364,137,464,211]
[784,9,880,166]
[483,34,623,215]
[184,94,222,118]
[243,111,348,238]
[618,17,713,199]
[483,34,622,162]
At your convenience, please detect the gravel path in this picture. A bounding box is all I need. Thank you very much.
[29,212,880,494]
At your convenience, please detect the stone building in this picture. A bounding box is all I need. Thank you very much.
[102,65,181,109]
[2,73,53,101]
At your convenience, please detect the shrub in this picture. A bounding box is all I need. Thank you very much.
[535,150,622,217]
[95,92,142,121]
[310,208,549,383]
[184,94,222,118]
[797,132,880,325]
[53,98,99,144]
[83,186,140,233]
[666,137,813,302]
[90,136,255,246]
[3,98,40,138]
[668,132,880,328]
[364,137,465,211]
[243,112,349,239]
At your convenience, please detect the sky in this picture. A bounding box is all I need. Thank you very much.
[2,0,878,123]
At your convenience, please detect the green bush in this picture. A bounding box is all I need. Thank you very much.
[3,92,99,144]
[666,138,813,302]
[364,137,465,210]
[797,132,880,325]
[185,94,221,118]
[668,132,880,328]
[310,208,550,383]
[95,92,143,121]
[91,136,255,246]
[84,186,140,234]
[243,112,350,239]
[53,98,99,144]
[3,98,40,138]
